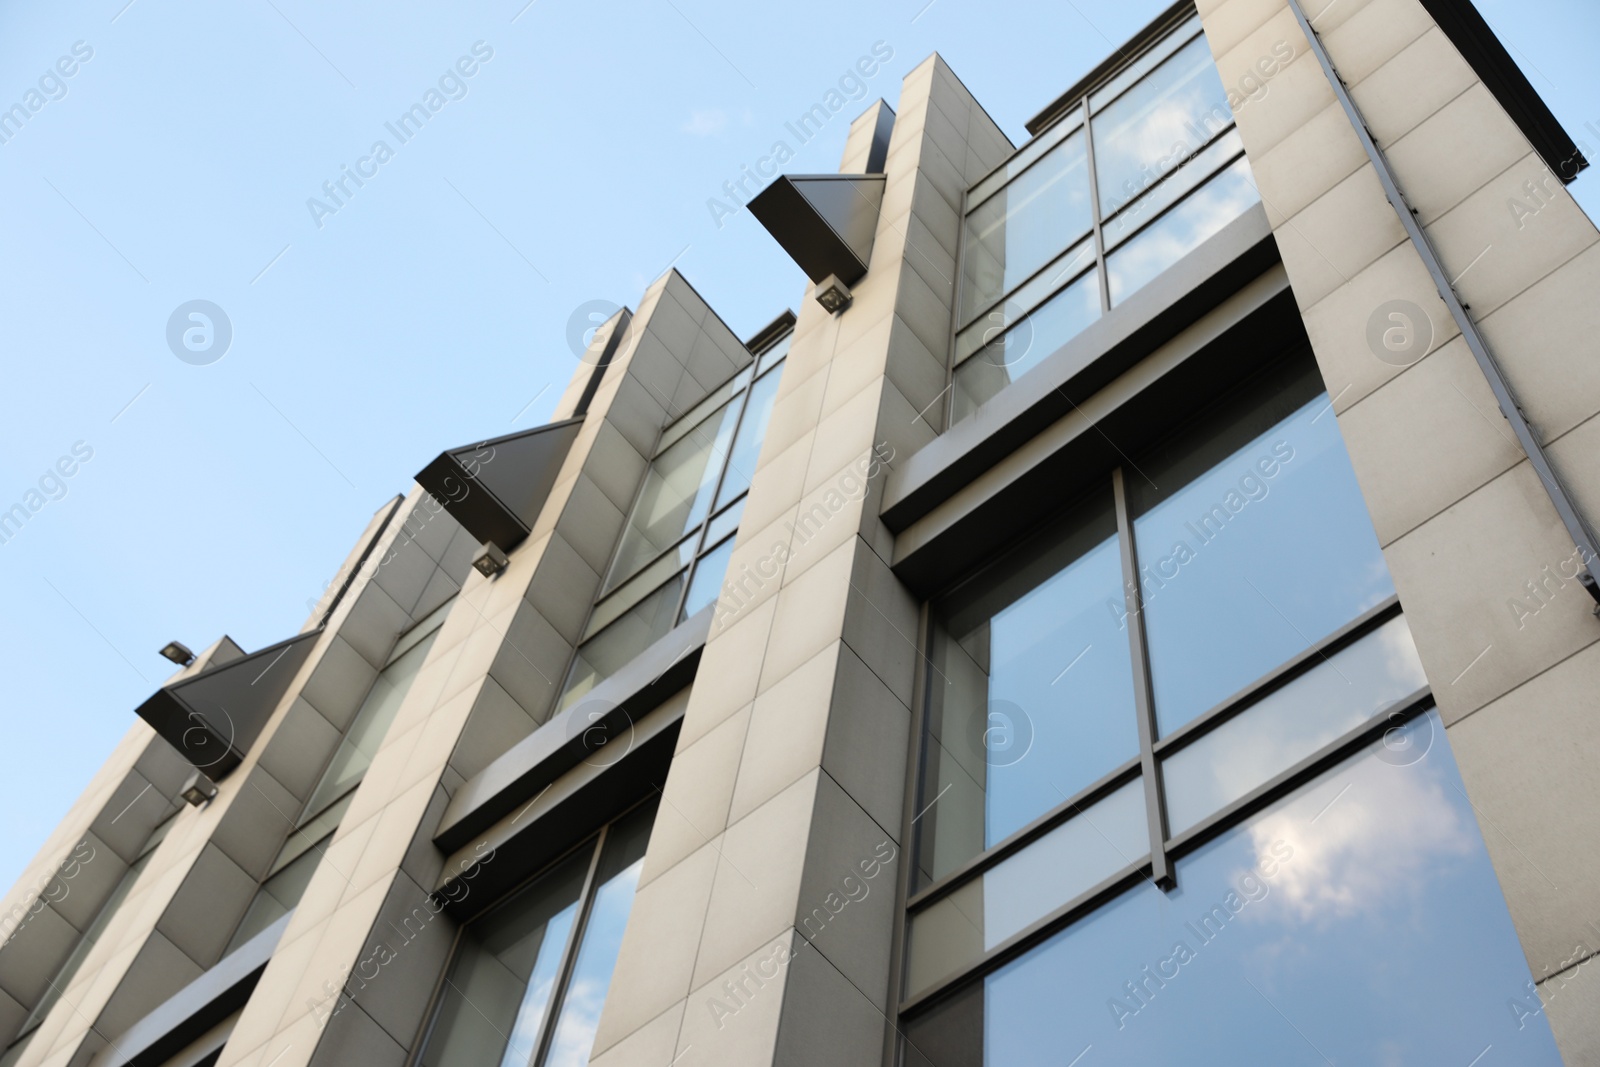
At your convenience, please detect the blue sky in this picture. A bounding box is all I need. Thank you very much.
[0,0,1595,894]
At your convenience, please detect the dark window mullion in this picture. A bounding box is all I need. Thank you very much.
[943,185,971,433]
[673,373,755,621]
[1081,97,1112,314]
[527,827,609,1067]
[1111,467,1173,889]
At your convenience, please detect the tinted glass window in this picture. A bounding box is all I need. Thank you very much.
[917,490,1137,886]
[903,717,1563,1066]
[422,802,656,1067]
[1129,362,1393,736]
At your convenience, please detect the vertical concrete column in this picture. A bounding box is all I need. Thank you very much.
[1196,0,1600,1057]
[589,58,1011,1067]
[212,273,752,1067]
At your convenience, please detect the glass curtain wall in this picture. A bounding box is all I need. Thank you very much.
[897,353,1561,1061]
[555,332,790,712]
[419,799,656,1067]
[951,16,1261,423]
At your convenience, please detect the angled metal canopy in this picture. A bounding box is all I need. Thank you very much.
[748,174,886,285]
[134,631,320,780]
[414,417,583,553]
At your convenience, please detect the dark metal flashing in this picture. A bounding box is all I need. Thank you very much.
[748,174,886,285]
[744,309,798,354]
[881,206,1280,572]
[574,309,633,418]
[1285,0,1600,608]
[433,606,712,855]
[89,913,289,1067]
[1416,0,1587,181]
[413,417,583,553]
[1026,0,1196,137]
[134,631,321,780]
[864,100,897,173]
[318,495,403,628]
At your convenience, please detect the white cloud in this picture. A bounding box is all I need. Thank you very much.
[1245,740,1475,927]
[682,109,728,137]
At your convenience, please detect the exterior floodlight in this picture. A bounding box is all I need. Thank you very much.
[472,541,510,579]
[159,641,196,666]
[180,770,218,807]
[815,275,853,314]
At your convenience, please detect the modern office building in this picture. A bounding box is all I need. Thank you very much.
[4,0,1598,1062]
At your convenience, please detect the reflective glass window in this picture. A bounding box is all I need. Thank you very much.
[1105,157,1259,305]
[1102,128,1244,248]
[1129,361,1394,736]
[564,336,788,707]
[903,717,1563,1066]
[607,401,738,587]
[1090,33,1233,219]
[558,577,683,713]
[916,490,1137,886]
[303,605,446,816]
[1161,617,1428,833]
[681,536,735,622]
[906,778,1146,997]
[422,801,656,1067]
[949,17,1261,426]
[537,804,653,1067]
[960,128,1092,326]
[714,364,782,508]
[421,850,589,1067]
[951,268,1101,424]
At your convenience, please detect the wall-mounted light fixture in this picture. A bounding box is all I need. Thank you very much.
[180,770,218,807]
[814,275,853,314]
[159,641,196,666]
[472,541,510,579]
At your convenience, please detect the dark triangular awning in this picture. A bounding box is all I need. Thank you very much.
[748,174,885,285]
[414,417,583,552]
[134,631,320,780]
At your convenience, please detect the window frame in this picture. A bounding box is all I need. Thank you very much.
[945,10,1255,425]
[414,796,656,1067]
[556,327,791,709]
[897,470,1432,1019]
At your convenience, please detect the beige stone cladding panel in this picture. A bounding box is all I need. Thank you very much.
[1446,640,1600,988]
[592,55,1005,1067]
[216,271,753,1067]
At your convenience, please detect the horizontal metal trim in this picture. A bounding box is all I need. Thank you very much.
[433,606,711,854]
[744,309,797,354]
[905,756,1141,914]
[90,913,289,1067]
[881,206,1277,540]
[899,857,1153,1018]
[1166,689,1433,857]
[1152,596,1404,758]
